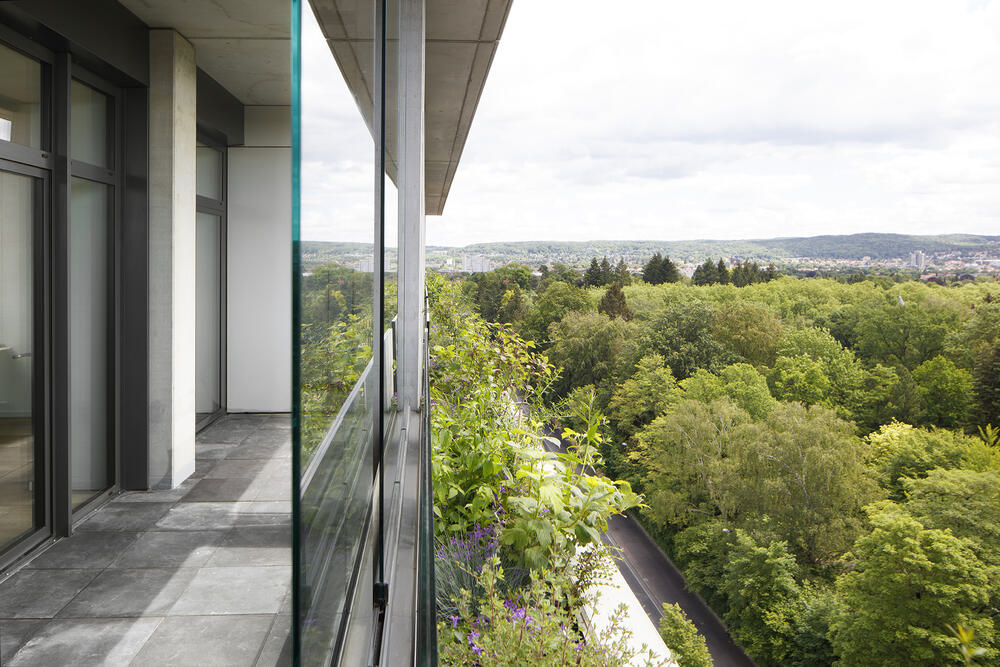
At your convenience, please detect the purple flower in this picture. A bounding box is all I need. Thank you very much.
[450,615,460,628]
[471,646,484,656]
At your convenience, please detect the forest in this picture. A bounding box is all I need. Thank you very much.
[457,257,1000,666]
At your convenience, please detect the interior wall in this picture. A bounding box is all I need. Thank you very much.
[226,106,291,412]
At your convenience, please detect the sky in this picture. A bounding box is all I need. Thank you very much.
[303,0,1000,248]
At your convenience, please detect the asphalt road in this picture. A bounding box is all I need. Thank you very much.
[602,512,756,667]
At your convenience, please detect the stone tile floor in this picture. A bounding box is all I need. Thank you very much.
[0,414,292,666]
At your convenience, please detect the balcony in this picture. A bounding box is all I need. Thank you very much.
[0,415,292,666]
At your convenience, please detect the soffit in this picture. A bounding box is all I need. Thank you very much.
[118,0,290,105]
[310,0,513,215]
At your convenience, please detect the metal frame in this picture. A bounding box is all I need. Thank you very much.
[0,27,127,557]
[194,133,228,433]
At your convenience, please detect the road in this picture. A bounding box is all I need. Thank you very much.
[535,419,754,666]
[603,512,756,666]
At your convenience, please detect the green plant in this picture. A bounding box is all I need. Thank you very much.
[438,556,666,667]
[658,603,712,667]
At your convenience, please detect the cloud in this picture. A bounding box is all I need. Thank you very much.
[299,0,1000,247]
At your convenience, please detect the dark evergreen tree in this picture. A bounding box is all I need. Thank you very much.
[599,256,613,286]
[692,259,717,286]
[661,256,680,283]
[584,258,603,287]
[614,258,632,286]
[716,259,730,284]
[643,253,665,284]
[598,282,633,321]
[974,341,1000,426]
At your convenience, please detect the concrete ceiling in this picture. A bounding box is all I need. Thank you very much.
[310,0,513,215]
[119,0,290,105]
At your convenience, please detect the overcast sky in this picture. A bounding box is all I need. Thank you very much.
[304,0,1000,247]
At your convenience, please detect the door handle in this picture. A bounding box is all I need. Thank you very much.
[12,352,31,359]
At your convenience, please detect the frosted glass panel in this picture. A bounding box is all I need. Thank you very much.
[0,171,36,550]
[70,177,109,505]
[196,212,222,418]
[71,80,109,168]
[0,43,42,149]
[197,145,223,200]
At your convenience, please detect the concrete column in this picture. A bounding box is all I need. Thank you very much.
[397,0,426,413]
[227,106,292,413]
[148,30,197,489]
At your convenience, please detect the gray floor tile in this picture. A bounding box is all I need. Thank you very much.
[185,477,261,502]
[169,566,290,615]
[114,480,195,503]
[75,503,174,532]
[196,443,238,460]
[154,502,245,531]
[206,458,269,479]
[58,567,197,618]
[26,532,140,569]
[255,615,292,667]
[0,569,100,618]
[188,458,214,479]
[8,617,161,667]
[225,439,287,460]
[252,475,291,502]
[207,527,290,567]
[197,424,256,444]
[131,615,272,667]
[0,619,45,664]
[112,530,225,568]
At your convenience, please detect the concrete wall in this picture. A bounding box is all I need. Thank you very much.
[226,106,292,412]
[148,30,197,489]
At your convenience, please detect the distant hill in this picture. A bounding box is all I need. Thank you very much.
[301,233,1000,269]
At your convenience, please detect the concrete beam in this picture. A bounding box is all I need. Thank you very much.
[148,29,197,489]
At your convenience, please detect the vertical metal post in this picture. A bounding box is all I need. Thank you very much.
[396,0,425,414]
[52,51,72,537]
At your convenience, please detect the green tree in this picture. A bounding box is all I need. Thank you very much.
[598,282,633,321]
[659,603,713,667]
[865,422,998,501]
[644,301,732,379]
[712,302,786,367]
[599,256,613,285]
[717,363,778,420]
[913,355,975,428]
[854,303,960,369]
[614,258,632,286]
[661,255,681,283]
[734,403,881,563]
[768,355,832,407]
[973,341,1000,426]
[639,399,749,527]
[642,253,664,284]
[830,507,993,666]
[584,257,604,287]
[607,354,680,437]
[721,532,801,666]
[692,259,718,286]
[521,281,591,345]
[547,312,638,398]
[716,259,730,285]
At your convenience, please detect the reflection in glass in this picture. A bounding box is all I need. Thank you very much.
[70,177,109,507]
[196,212,223,420]
[0,43,43,149]
[196,144,223,200]
[296,0,377,661]
[70,80,109,168]
[0,171,36,550]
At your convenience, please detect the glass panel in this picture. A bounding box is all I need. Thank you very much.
[0,43,43,149]
[196,144,223,200]
[70,80,109,168]
[294,0,377,661]
[196,212,222,421]
[70,177,109,506]
[0,171,37,550]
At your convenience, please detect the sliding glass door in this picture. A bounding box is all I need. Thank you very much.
[0,168,43,554]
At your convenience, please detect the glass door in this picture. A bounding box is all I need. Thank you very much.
[0,168,42,554]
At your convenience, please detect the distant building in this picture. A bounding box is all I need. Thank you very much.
[359,257,374,273]
[462,255,492,273]
[909,250,926,270]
